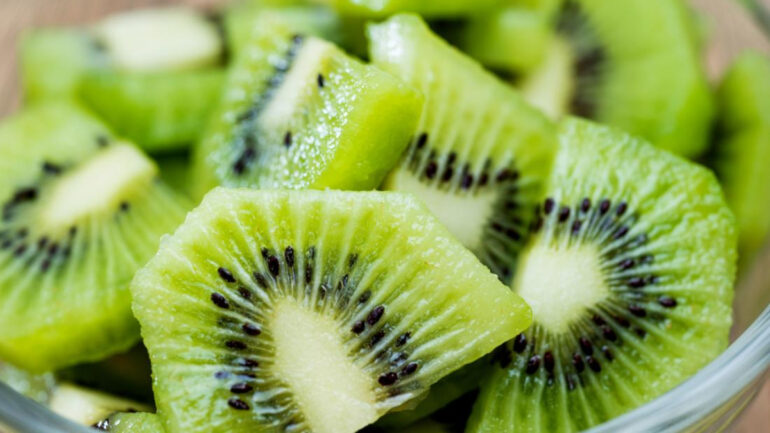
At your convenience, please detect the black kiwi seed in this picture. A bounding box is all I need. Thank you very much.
[242,323,261,336]
[396,332,411,347]
[230,383,253,394]
[544,198,555,214]
[558,206,570,222]
[119,202,130,212]
[238,287,252,299]
[658,296,677,308]
[599,199,611,214]
[572,354,585,373]
[544,351,555,373]
[367,305,385,325]
[370,329,385,346]
[316,73,325,88]
[378,372,398,386]
[628,304,647,317]
[580,198,591,212]
[586,356,601,373]
[211,293,230,309]
[228,398,250,410]
[616,202,628,216]
[237,359,259,368]
[425,161,438,179]
[226,341,247,350]
[266,255,280,277]
[358,290,371,304]
[401,362,419,376]
[513,333,527,353]
[351,320,365,334]
[283,131,292,148]
[218,267,236,283]
[579,337,593,355]
[526,355,541,374]
[284,246,294,268]
[96,135,109,147]
[415,132,428,149]
[215,371,230,379]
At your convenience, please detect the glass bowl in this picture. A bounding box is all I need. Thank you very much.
[0,0,769,432]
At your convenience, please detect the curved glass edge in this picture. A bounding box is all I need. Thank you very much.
[0,382,92,433]
[587,305,770,433]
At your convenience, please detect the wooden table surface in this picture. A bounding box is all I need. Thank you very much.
[0,0,769,431]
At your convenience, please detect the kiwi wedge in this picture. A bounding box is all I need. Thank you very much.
[0,102,190,372]
[711,52,770,262]
[518,0,714,157]
[467,118,736,432]
[21,7,225,152]
[131,189,531,433]
[190,16,421,198]
[50,384,150,428]
[310,0,502,18]
[368,14,556,282]
[98,412,165,433]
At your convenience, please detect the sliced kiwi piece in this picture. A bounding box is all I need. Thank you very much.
[519,0,714,157]
[49,384,150,428]
[191,16,421,199]
[0,362,56,404]
[0,102,191,372]
[368,14,556,282]
[711,52,770,262]
[458,7,552,74]
[309,0,503,18]
[78,69,224,153]
[98,412,165,433]
[131,189,531,433]
[467,118,736,432]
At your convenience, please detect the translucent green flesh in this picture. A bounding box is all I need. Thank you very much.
[369,14,555,281]
[192,17,420,199]
[467,118,737,433]
[79,69,224,153]
[0,103,191,372]
[310,0,503,18]
[713,53,770,259]
[556,0,714,157]
[131,189,531,433]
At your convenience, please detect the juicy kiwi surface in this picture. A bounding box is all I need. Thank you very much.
[79,69,224,152]
[191,16,421,199]
[0,102,190,372]
[131,189,531,433]
[99,413,165,433]
[368,14,556,283]
[711,52,770,261]
[467,118,736,432]
[310,0,503,18]
[21,7,225,152]
[519,0,714,157]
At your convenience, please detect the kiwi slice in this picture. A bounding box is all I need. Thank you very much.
[78,69,224,153]
[98,412,165,433]
[711,52,770,262]
[0,102,190,372]
[131,189,531,433]
[49,384,150,428]
[309,0,503,18]
[467,118,736,432]
[190,16,421,199]
[368,14,556,282]
[0,362,56,404]
[21,7,225,152]
[519,0,714,157]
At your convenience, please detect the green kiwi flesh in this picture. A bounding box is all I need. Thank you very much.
[101,412,165,433]
[309,0,503,18]
[467,118,736,432]
[49,384,150,428]
[520,0,714,157]
[131,188,531,433]
[79,69,224,152]
[0,102,190,372]
[191,16,421,199]
[368,14,556,282]
[712,52,770,261]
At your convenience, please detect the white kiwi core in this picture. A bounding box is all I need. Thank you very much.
[270,298,378,433]
[94,7,222,72]
[520,36,575,120]
[258,37,336,132]
[513,242,608,334]
[39,144,156,233]
[386,168,497,251]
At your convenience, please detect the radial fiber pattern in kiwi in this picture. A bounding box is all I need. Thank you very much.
[191,16,420,198]
[369,14,556,282]
[467,118,736,433]
[0,102,191,372]
[131,189,530,433]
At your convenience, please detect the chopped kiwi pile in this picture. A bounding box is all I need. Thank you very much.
[1,0,763,432]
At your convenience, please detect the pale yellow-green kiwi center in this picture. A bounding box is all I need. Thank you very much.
[385,168,497,251]
[270,298,378,433]
[257,37,336,132]
[520,36,574,121]
[38,143,156,234]
[49,384,150,426]
[513,242,608,334]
